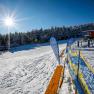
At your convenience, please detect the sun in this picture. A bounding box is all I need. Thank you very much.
[4,17,15,27]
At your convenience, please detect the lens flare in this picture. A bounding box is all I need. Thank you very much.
[4,17,14,27]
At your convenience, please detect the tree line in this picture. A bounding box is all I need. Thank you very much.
[0,23,94,48]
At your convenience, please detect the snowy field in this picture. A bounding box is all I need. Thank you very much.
[0,41,66,94]
[82,51,94,69]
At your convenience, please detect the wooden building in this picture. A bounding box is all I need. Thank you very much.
[82,30,94,38]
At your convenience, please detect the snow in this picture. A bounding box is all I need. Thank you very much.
[70,55,94,94]
[81,51,94,69]
[71,41,94,94]
[59,63,75,94]
[0,41,66,94]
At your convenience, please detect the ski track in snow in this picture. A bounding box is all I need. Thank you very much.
[0,43,66,94]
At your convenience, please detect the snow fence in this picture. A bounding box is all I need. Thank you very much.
[45,65,64,94]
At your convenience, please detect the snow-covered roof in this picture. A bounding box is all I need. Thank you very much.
[82,30,94,32]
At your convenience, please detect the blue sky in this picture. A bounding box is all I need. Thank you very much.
[0,0,94,34]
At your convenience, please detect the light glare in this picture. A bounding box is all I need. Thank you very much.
[4,17,14,27]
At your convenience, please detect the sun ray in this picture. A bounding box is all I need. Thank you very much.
[15,17,32,22]
[0,8,31,33]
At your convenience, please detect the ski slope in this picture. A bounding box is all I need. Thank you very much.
[0,41,66,94]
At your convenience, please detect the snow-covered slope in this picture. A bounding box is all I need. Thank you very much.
[0,42,66,94]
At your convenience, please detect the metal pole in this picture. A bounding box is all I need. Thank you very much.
[77,40,80,47]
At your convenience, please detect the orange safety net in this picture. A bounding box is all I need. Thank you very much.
[45,65,64,94]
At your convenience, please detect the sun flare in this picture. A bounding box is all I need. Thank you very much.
[4,17,15,27]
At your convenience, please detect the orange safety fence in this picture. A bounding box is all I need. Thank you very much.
[45,65,64,94]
